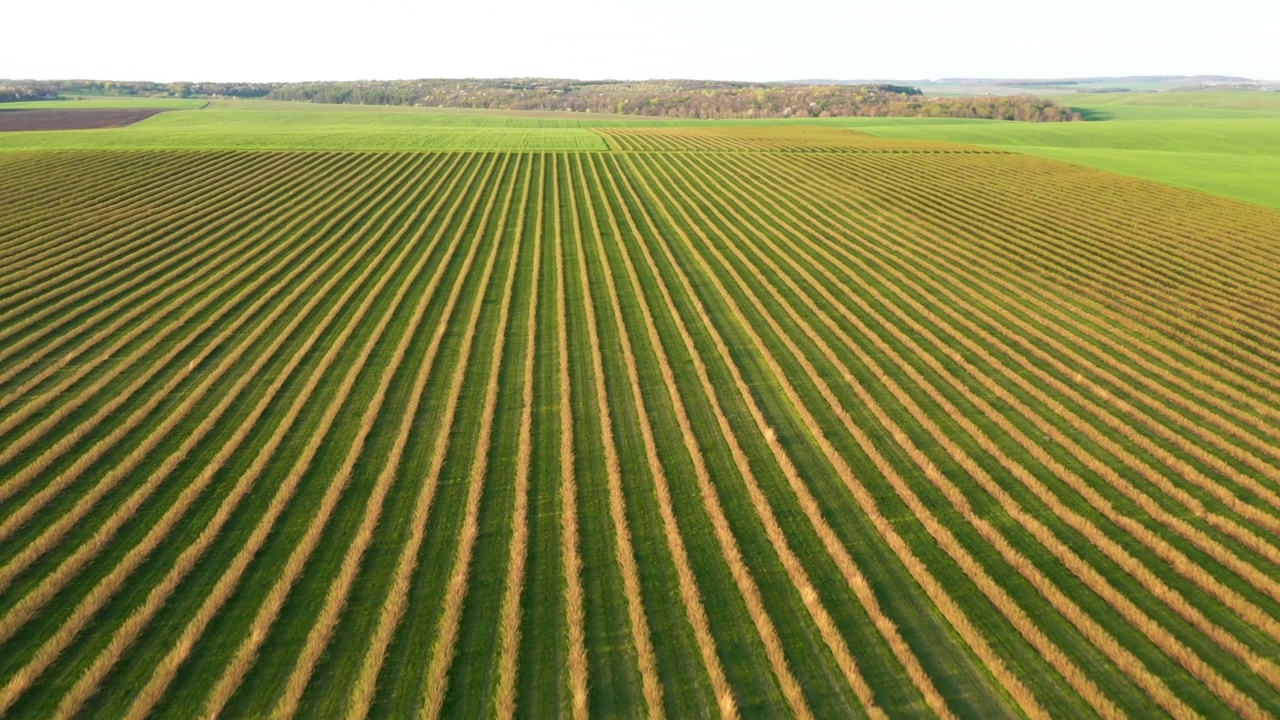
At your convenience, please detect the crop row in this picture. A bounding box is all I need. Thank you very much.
[1,140,1278,718]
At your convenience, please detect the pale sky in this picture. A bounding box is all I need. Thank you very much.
[4,0,1278,82]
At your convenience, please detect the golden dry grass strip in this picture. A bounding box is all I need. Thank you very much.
[915,158,1280,357]
[854,160,1280,470]
[0,153,453,718]
[840,164,1280,571]
[601,154,919,719]
[0,158,408,612]
[0,153,241,264]
[0,157,236,284]
[0,154,411,584]
[0,153,268,290]
[726,151,1280,605]
[0,155,341,424]
[0,153,185,234]
[834,152,1280,443]
[698,152,1280,662]
[260,153,503,719]
[0,154,372,495]
[0,153,266,307]
[419,154,531,720]
[627,152,1077,719]
[835,155,1280,495]
[0,152,298,355]
[644,152,1127,716]
[0,153,421,638]
[0,153,171,240]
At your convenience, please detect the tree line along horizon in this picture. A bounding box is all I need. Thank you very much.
[0,78,1082,121]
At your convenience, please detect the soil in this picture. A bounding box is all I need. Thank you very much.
[0,108,169,132]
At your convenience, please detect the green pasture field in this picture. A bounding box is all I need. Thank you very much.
[0,102,611,152]
[2,103,1280,719]
[860,92,1280,208]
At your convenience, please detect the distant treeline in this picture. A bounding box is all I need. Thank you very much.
[0,78,1082,121]
[0,82,60,103]
[877,96,1080,121]
[0,79,273,101]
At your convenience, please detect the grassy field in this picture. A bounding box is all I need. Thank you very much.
[4,93,1278,207]
[2,109,1280,718]
[861,92,1280,208]
[0,104,610,152]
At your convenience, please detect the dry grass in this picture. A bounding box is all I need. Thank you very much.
[5,139,1280,718]
[737,159,1280,682]
[197,154,469,718]
[698,156,1270,714]
[693,150,1279,711]
[0,153,286,353]
[728,150,1280,608]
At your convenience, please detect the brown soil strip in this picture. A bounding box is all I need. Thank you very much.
[0,108,169,132]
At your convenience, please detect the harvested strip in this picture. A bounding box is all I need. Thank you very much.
[26,153,464,719]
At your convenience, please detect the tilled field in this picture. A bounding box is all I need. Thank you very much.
[0,109,169,132]
[2,129,1280,718]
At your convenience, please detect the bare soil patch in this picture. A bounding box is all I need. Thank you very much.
[0,108,169,132]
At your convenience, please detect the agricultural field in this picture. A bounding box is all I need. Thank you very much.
[861,92,1280,208]
[2,109,1280,719]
